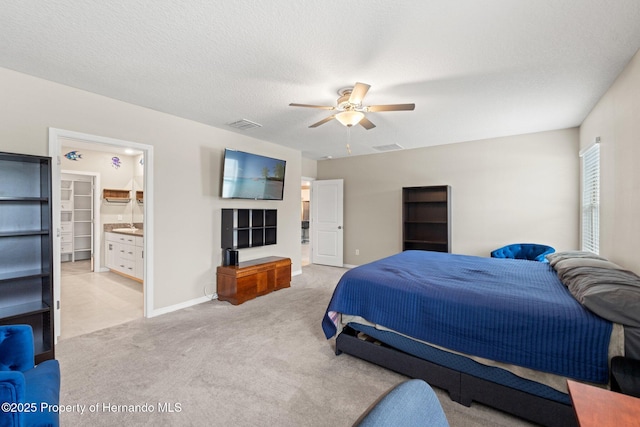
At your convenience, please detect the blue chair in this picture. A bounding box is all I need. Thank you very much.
[354,379,449,427]
[491,243,555,262]
[0,325,60,427]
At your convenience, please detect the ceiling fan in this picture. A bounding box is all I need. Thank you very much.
[289,82,415,130]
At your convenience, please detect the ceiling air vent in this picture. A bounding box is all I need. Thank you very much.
[226,119,262,131]
[372,143,404,152]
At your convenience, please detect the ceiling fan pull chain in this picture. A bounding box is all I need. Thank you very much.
[346,126,352,155]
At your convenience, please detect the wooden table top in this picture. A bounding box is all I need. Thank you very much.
[567,379,640,427]
[217,256,291,271]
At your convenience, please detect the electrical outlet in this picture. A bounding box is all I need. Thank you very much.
[355,249,360,255]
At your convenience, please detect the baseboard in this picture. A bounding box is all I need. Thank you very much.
[149,295,215,317]
[149,265,318,317]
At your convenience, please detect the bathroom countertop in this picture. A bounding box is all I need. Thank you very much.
[104,223,144,237]
[110,229,144,237]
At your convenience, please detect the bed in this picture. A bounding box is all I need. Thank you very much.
[323,250,640,427]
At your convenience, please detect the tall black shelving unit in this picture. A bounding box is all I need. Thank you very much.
[0,151,54,363]
[402,185,451,253]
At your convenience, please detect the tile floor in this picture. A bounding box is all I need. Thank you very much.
[59,260,143,340]
[302,242,310,266]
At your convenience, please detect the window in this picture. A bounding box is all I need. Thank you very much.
[581,141,600,254]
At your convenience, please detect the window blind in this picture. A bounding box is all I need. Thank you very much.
[581,143,600,254]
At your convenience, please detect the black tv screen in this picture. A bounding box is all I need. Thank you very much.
[221,149,286,200]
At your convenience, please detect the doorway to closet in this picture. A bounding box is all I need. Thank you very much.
[60,172,96,268]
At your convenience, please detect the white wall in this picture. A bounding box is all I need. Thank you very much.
[318,128,579,266]
[301,157,317,179]
[61,145,140,224]
[0,67,302,313]
[580,48,640,273]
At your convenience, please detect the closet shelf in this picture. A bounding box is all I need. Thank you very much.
[103,188,131,203]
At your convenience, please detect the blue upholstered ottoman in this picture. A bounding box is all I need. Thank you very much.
[491,243,555,262]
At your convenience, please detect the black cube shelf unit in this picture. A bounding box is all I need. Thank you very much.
[221,208,277,249]
[402,185,451,253]
[0,151,54,363]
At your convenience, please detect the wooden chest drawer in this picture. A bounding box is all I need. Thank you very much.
[235,263,273,278]
[274,259,292,290]
[216,256,291,305]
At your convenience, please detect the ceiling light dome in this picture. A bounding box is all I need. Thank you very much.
[336,110,364,127]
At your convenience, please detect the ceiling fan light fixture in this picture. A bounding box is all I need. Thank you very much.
[336,110,364,127]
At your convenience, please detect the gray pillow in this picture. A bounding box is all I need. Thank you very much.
[562,266,640,327]
[546,250,605,267]
[554,258,623,280]
[581,284,640,327]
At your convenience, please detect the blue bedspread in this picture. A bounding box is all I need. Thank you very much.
[323,251,613,383]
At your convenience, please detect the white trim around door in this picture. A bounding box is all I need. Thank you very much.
[48,128,155,342]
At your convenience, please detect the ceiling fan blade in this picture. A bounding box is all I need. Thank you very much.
[359,117,376,130]
[349,82,371,105]
[366,103,415,112]
[309,115,336,128]
[289,103,336,110]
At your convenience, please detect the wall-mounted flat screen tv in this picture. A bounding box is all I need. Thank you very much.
[221,149,286,200]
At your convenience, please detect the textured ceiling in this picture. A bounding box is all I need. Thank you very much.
[2,1,640,159]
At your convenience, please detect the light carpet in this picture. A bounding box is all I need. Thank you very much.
[57,264,535,426]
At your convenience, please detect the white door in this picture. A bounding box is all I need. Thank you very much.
[311,179,344,267]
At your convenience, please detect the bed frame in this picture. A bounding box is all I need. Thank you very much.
[335,326,577,427]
